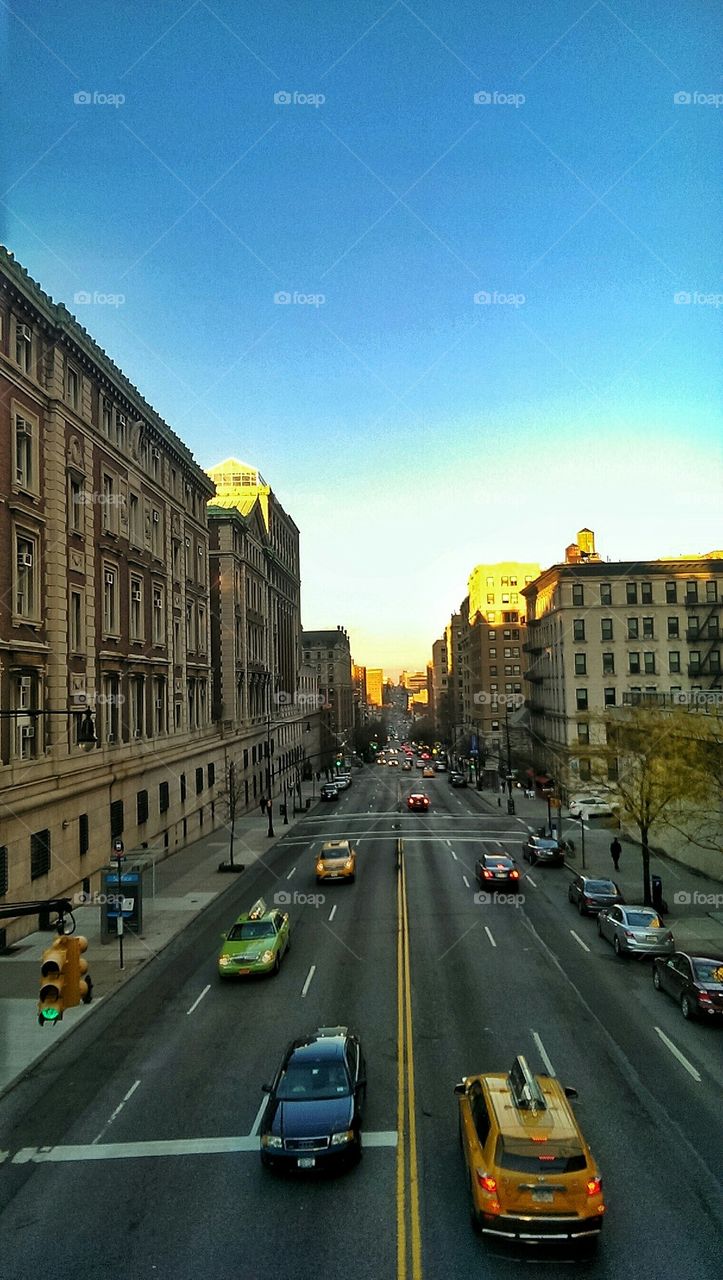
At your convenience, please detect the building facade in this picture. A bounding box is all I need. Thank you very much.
[302,628,354,768]
[366,668,383,709]
[522,538,723,791]
[0,247,219,943]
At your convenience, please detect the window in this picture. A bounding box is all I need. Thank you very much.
[185,601,194,652]
[79,814,89,858]
[626,583,638,604]
[627,618,639,639]
[66,364,80,410]
[689,651,701,673]
[30,829,51,880]
[641,582,653,604]
[130,675,145,737]
[137,790,149,825]
[102,473,117,532]
[643,653,656,674]
[69,475,84,532]
[184,537,191,578]
[208,763,215,787]
[15,320,33,372]
[604,687,616,707]
[110,799,124,840]
[14,412,37,491]
[599,583,612,605]
[685,581,698,603]
[152,584,165,644]
[709,651,721,673]
[129,492,141,544]
[572,584,584,606]
[602,652,615,675]
[575,688,588,710]
[151,508,163,557]
[665,581,677,603]
[150,446,160,480]
[577,722,590,744]
[159,781,169,813]
[15,531,39,619]
[629,653,641,674]
[642,617,654,639]
[705,580,718,602]
[486,593,495,604]
[601,618,613,641]
[130,575,143,640]
[180,773,187,803]
[153,677,166,735]
[489,647,496,657]
[667,617,679,639]
[195,766,204,795]
[574,653,587,675]
[69,590,83,651]
[103,564,119,634]
[573,619,586,641]
[669,652,681,673]
[102,398,113,435]
[197,542,205,583]
[579,758,592,781]
[197,603,206,652]
[0,845,8,897]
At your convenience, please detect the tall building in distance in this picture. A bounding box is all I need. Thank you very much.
[366,668,384,708]
[302,628,354,767]
[522,531,723,791]
[352,663,368,726]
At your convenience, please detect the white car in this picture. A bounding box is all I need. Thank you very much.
[568,794,607,817]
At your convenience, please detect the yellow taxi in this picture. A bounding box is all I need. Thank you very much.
[422,766,436,778]
[315,840,357,884]
[455,1055,604,1249]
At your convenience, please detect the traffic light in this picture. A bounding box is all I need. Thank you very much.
[38,935,91,1025]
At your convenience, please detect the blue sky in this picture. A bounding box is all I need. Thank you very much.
[2,0,721,670]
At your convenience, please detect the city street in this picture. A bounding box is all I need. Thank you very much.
[1,766,721,1280]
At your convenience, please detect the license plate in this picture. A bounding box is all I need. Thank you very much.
[297,1157,315,1168]
[328,873,339,878]
[495,873,506,879]
[532,1188,554,1203]
[237,968,250,975]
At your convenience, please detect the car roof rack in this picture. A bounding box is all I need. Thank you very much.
[247,897,268,920]
[509,1055,547,1111]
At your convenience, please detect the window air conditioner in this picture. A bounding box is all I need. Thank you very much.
[151,447,161,461]
[105,571,115,585]
[18,552,33,568]
[132,589,142,602]
[134,730,143,738]
[18,676,32,689]
[117,413,126,427]
[20,725,36,739]
[155,699,163,709]
[152,511,160,523]
[17,323,32,341]
[107,733,115,743]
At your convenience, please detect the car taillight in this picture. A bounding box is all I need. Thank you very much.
[483,870,493,879]
[586,1175,602,1197]
[476,1170,497,1192]
[697,990,712,1003]
[510,869,519,879]
[664,932,674,942]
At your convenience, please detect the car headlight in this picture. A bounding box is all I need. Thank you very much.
[261,1134,283,1149]
[316,861,324,873]
[219,955,232,967]
[261,949,275,964]
[330,1129,354,1146]
[344,858,353,869]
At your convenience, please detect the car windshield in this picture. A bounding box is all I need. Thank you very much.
[227,921,274,941]
[485,856,512,868]
[693,960,723,985]
[625,911,661,928]
[321,847,348,858]
[585,880,616,893]
[534,839,558,849]
[276,1060,350,1100]
[496,1137,587,1173]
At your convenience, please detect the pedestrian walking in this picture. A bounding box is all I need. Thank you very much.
[610,837,622,872]
[260,795,267,814]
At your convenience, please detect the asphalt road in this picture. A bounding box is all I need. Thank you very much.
[1,764,721,1280]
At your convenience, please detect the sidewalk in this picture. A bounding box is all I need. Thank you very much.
[465,783,723,955]
[0,787,318,1100]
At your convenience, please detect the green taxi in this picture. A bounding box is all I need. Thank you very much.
[218,898,290,978]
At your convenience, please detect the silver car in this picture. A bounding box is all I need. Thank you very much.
[597,904,674,958]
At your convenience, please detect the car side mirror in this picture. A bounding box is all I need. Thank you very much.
[453,1081,468,1095]
[261,1083,272,1093]
[563,1086,578,1100]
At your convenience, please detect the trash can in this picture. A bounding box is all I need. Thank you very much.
[650,874,667,914]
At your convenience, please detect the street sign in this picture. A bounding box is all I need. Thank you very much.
[550,797,561,808]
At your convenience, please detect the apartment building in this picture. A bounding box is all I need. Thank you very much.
[430,636,449,737]
[0,247,217,941]
[366,668,383,709]
[302,627,354,767]
[352,664,368,726]
[522,532,723,789]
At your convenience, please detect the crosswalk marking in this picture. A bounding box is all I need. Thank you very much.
[12,1130,399,1164]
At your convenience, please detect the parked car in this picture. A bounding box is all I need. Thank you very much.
[320,783,339,802]
[449,772,467,788]
[597,905,674,958]
[522,835,564,867]
[653,952,723,1020]
[475,852,521,891]
[567,875,624,916]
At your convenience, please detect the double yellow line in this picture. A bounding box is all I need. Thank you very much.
[396,838,423,1280]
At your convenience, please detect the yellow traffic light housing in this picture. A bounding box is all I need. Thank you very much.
[38,934,92,1025]
[38,937,70,1025]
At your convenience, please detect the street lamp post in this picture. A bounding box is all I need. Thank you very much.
[265,714,275,837]
[476,724,484,791]
[504,704,515,815]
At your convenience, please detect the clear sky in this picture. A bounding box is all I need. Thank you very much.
[2,1,721,670]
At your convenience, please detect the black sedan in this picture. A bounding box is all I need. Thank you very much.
[449,772,467,788]
[567,874,624,915]
[475,852,521,891]
[522,835,564,867]
[320,783,339,802]
[260,1026,366,1171]
[652,952,723,1022]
